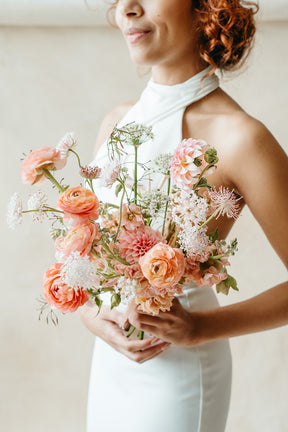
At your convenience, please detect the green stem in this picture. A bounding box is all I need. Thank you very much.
[170,224,180,248]
[115,186,126,241]
[138,330,144,340]
[134,146,138,205]
[42,168,65,193]
[68,148,82,169]
[197,208,219,230]
[88,179,95,194]
[126,326,136,338]
[100,239,130,266]
[193,164,213,190]
[162,176,171,236]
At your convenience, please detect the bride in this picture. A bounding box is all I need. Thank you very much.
[81,1,288,431]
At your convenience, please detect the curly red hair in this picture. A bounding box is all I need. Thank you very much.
[194,0,259,74]
[108,0,259,73]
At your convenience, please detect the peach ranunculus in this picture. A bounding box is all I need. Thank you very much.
[136,294,174,316]
[43,263,89,313]
[57,223,99,258]
[139,243,185,289]
[57,186,100,226]
[170,138,209,191]
[21,147,66,185]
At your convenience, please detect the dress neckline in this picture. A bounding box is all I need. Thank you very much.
[138,65,219,126]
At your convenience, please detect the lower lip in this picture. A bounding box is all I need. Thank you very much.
[126,31,151,44]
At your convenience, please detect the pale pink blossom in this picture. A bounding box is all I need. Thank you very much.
[208,187,242,219]
[56,132,76,159]
[101,161,121,188]
[118,225,163,264]
[170,138,209,191]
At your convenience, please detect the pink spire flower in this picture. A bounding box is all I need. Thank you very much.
[208,186,242,219]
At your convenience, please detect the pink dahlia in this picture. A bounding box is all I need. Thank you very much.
[118,225,164,264]
[170,138,209,191]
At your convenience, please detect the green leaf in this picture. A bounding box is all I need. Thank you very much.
[115,183,123,197]
[193,157,202,167]
[225,274,239,291]
[204,148,219,165]
[196,177,208,188]
[216,274,239,295]
[94,296,103,316]
[111,293,121,309]
[208,228,218,243]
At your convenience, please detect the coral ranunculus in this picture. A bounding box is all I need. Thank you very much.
[59,223,99,258]
[21,147,66,185]
[43,263,89,313]
[139,243,185,289]
[57,186,100,225]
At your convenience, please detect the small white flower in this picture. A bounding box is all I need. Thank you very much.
[152,153,173,175]
[118,122,153,147]
[115,276,138,304]
[178,224,210,258]
[56,132,76,158]
[140,189,170,218]
[172,190,209,226]
[27,190,48,222]
[7,192,23,229]
[61,251,100,289]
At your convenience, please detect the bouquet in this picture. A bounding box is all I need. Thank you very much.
[7,124,241,335]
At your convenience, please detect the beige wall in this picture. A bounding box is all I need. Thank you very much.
[1,18,287,432]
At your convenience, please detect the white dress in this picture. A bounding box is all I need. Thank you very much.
[87,67,232,432]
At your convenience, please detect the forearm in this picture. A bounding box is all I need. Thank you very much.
[196,281,288,344]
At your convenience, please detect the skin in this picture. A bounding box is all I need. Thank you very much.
[81,0,288,363]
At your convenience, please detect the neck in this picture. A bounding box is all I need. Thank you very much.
[151,57,209,86]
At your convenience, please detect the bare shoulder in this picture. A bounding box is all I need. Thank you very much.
[93,101,136,158]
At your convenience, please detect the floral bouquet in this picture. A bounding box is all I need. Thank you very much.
[7,124,240,336]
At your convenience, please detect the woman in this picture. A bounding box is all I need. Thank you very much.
[81,1,288,431]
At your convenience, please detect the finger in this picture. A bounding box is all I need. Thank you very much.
[124,336,161,353]
[139,343,171,363]
[127,342,171,364]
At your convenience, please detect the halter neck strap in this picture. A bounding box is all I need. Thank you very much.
[138,66,219,126]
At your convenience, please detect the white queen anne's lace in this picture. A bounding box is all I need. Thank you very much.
[115,276,138,304]
[61,252,100,290]
[27,190,48,222]
[7,192,23,229]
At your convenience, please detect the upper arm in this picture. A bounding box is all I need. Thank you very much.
[93,101,135,158]
[225,118,288,268]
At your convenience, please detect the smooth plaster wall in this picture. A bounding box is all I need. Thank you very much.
[1,20,287,432]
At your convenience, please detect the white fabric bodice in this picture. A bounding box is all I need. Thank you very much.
[92,66,219,203]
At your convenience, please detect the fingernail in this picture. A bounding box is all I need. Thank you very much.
[150,337,160,344]
[161,343,171,351]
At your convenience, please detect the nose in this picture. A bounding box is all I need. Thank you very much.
[117,0,143,17]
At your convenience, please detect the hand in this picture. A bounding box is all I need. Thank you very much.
[80,303,171,363]
[125,297,200,347]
